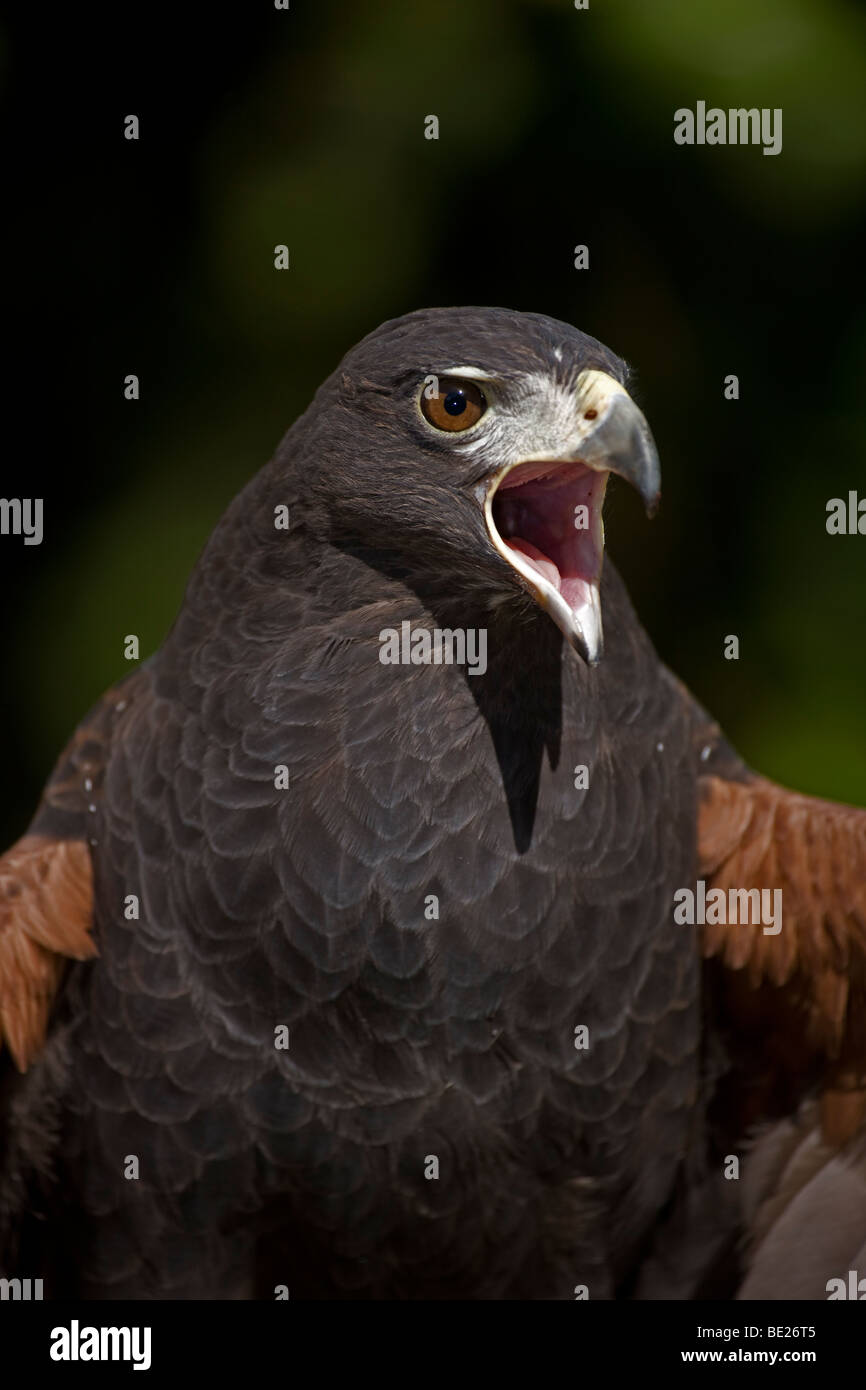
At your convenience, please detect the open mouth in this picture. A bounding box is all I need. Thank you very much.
[477,369,661,665]
[485,460,607,663]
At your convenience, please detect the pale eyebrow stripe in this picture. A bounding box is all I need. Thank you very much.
[440,365,495,381]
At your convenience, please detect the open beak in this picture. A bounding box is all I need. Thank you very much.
[483,370,661,665]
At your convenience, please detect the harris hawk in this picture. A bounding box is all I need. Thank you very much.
[0,306,864,1300]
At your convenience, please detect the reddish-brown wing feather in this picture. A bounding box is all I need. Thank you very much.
[0,835,95,1072]
[698,773,866,1142]
[0,676,139,1074]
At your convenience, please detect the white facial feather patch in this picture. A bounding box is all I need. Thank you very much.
[452,370,622,468]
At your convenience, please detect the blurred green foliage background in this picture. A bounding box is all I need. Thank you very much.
[2,0,865,846]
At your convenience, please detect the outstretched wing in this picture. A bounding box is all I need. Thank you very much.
[694,725,866,1298]
[699,769,866,1049]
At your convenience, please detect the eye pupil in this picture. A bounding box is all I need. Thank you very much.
[444,390,466,416]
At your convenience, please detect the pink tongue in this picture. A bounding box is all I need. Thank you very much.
[506,538,561,592]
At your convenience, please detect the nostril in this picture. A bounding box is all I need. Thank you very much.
[584,409,598,420]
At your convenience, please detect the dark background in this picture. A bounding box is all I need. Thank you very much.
[2,0,865,847]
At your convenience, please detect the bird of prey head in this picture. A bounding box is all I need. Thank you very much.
[300,306,660,664]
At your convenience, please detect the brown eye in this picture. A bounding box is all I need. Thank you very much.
[420,377,487,432]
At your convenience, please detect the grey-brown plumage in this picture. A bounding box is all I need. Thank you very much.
[1,307,864,1299]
